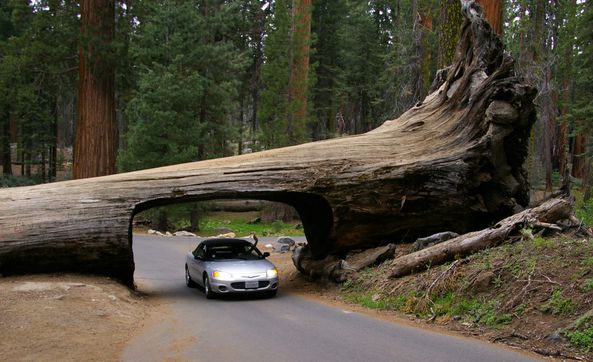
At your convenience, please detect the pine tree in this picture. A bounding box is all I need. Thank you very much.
[337,0,384,133]
[0,0,78,181]
[118,0,248,171]
[236,0,268,152]
[259,0,292,148]
[310,0,345,139]
[0,1,15,176]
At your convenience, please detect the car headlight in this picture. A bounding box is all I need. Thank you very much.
[212,270,233,280]
[266,268,278,278]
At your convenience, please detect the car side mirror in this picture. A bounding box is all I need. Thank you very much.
[194,255,203,260]
[263,252,270,258]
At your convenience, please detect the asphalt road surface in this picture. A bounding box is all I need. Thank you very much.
[122,235,541,362]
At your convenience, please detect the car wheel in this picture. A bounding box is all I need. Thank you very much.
[185,266,196,288]
[203,275,215,299]
[266,289,278,298]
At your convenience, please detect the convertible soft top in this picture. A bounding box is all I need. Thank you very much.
[198,238,254,247]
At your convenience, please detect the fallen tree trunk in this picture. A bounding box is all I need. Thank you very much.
[292,244,397,282]
[389,198,575,278]
[0,1,535,285]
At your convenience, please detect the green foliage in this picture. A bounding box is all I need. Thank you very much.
[340,283,413,312]
[576,191,593,227]
[531,236,555,249]
[567,326,593,352]
[309,0,344,140]
[582,256,593,267]
[118,0,249,172]
[0,0,78,180]
[431,294,513,328]
[336,1,387,130]
[199,216,301,237]
[0,175,36,188]
[565,315,593,352]
[259,0,293,148]
[541,289,574,316]
[341,282,514,328]
[582,279,593,292]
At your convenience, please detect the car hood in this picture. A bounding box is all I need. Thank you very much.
[205,259,276,274]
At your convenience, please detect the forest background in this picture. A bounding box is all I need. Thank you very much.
[1,0,592,229]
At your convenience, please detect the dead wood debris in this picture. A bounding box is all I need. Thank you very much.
[389,198,575,278]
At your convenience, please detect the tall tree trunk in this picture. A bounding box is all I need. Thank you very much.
[73,0,117,179]
[24,151,31,177]
[190,208,201,232]
[412,1,430,103]
[1,110,12,176]
[49,101,58,182]
[540,63,556,194]
[558,0,577,192]
[539,0,555,193]
[476,0,502,35]
[40,150,46,183]
[438,0,463,68]
[288,0,312,144]
[573,134,587,179]
[251,3,265,146]
[584,143,592,202]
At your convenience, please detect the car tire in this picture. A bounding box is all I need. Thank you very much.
[266,289,278,298]
[185,265,197,288]
[203,275,215,299]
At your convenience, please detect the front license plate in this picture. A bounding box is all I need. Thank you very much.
[244,281,258,289]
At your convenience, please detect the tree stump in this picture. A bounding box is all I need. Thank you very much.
[0,1,535,285]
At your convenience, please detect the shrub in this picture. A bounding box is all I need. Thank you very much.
[541,289,574,315]
[0,175,37,188]
[566,324,593,352]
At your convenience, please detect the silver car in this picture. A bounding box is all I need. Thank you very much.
[185,238,279,298]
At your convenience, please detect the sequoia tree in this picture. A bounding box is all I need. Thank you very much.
[288,0,312,144]
[477,0,502,35]
[73,0,117,179]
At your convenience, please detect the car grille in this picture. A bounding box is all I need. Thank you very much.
[231,281,270,289]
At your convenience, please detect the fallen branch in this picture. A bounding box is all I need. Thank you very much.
[389,198,574,278]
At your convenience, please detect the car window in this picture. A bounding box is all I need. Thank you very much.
[205,243,263,260]
[193,244,205,259]
[236,244,263,260]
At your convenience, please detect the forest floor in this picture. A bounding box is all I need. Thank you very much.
[1,233,592,361]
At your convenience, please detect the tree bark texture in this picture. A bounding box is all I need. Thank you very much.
[476,0,502,35]
[1,114,12,176]
[73,0,117,179]
[389,198,574,278]
[288,0,312,144]
[438,0,463,68]
[0,1,536,285]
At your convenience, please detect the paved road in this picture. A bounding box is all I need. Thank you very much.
[122,235,540,362]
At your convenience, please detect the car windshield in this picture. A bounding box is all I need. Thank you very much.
[205,243,263,261]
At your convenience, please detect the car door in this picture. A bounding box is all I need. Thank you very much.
[190,244,207,286]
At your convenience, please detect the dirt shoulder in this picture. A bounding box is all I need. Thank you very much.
[0,274,152,362]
